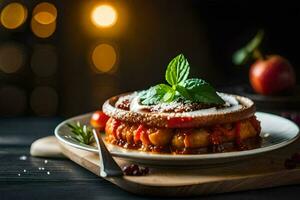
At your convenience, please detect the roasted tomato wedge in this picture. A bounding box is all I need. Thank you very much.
[90,111,109,131]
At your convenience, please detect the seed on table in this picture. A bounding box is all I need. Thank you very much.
[19,155,27,160]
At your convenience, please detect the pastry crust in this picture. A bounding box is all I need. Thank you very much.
[102,92,256,128]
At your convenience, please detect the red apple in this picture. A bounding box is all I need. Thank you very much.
[249,55,296,95]
[90,111,109,131]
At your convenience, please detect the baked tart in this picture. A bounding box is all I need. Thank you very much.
[102,54,261,154]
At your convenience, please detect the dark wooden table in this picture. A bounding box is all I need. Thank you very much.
[1,117,300,200]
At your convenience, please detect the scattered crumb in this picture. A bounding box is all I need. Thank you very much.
[19,155,27,161]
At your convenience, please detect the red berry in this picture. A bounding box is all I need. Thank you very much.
[132,169,141,176]
[122,164,149,176]
[140,167,150,175]
[130,164,139,171]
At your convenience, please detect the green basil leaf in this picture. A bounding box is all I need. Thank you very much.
[140,54,224,105]
[182,78,225,104]
[176,85,190,99]
[163,89,176,102]
[158,84,173,92]
[165,54,190,86]
[139,84,172,105]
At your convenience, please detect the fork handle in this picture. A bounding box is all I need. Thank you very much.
[93,130,123,177]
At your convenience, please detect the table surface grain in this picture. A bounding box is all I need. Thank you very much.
[1,117,300,200]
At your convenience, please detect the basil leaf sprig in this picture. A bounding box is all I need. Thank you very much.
[165,54,190,86]
[139,54,225,105]
[179,78,225,104]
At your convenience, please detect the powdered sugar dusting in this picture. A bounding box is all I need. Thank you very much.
[102,92,255,128]
[130,93,242,117]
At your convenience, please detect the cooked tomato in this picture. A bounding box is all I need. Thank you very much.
[90,111,110,131]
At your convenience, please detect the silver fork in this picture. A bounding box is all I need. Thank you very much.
[92,129,123,177]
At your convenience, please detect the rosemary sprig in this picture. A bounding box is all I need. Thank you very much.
[67,122,94,145]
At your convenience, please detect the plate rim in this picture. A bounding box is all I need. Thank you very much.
[55,112,300,161]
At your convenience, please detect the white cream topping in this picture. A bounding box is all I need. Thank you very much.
[130,96,149,112]
[129,93,243,117]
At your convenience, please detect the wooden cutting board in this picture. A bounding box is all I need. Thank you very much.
[59,139,300,197]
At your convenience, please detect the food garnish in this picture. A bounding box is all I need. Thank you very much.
[139,54,225,105]
[67,122,94,145]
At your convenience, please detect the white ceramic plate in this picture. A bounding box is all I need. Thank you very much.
[55,112,299,166]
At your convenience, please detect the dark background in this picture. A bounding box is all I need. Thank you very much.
[0,0,299,117]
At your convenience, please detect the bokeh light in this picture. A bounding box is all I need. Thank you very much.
[0,86,27,116]
[31,17,56,38]
[33,2,57,25]
[0,2,27,29]
[30,86,58,116]
[31,2,57,38]
[0,43,26,74]
[31,45,58,77]
[91,43,117,73]
[91,5,117,27]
